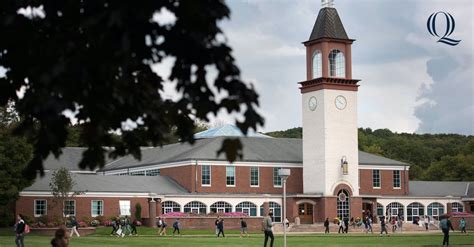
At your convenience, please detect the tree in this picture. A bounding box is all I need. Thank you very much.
[0,1,264,179]
[134,203,142,221]
[49,167,79,223]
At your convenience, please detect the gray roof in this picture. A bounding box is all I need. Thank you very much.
[307,7,349,42]
[42,147,119,172]
[100,137,408,172]
[23,173,188,194]
[408,181,470,197]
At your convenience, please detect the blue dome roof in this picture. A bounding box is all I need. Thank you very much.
[194,124,271,139]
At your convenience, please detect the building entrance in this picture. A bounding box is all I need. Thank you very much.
[298,203,313,224]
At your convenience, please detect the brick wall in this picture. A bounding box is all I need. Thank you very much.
[159,165,195,192]
[359,169,409,195]
[16,196,150,221]
[451,215,474,230]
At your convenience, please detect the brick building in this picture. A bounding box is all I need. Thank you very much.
[16,4,474,228]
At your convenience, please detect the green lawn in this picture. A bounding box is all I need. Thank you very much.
[1,227,473,247]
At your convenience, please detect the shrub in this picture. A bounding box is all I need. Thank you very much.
[90,219,100,227]
[135,203,142,220]
[95,216,106,225]
[81,216,92,225]
[22,215,34,224]
[36,215,49,225]
[79,221,87,227]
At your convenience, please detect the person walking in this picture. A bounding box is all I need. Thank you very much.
[338,218,344,234]
[460,217,467,234]
[240,218,248,238]
[69,216,80,238]
[424,215,430,231]
[15,214,26,247]
[440,215,454,247]
[51,227,70,247]
[324,218,330,234]
[397,217,403,232]
[131,219,138,236]
[380,217,389,236]
[172,218,181,236]
[263,212,274,247]
[124,216,132,236]
[367,217,373,233]
[214,216,220,236]
[217,218,225,238]
[110,218,118,236]
[343,218,349,233]
[156,217,162,235]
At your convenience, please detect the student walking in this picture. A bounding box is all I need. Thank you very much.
[15,214,26,247]
[397,217,403,232]
[263,212,274,247]
[131,219,138,236]
[324,218,330,234]
[160,218,168,236]
[124,216,132,236]
[214,216,220,236]
[240,218,249,238]
[343,218,349,233]
[424,215,430,231]
[172,219,181,236]
[217,218,225,237]
[69,217,80,238]
[367,217,373,233]
[110,218,118,236]
[338,219,344,234]
[460,217,467,234]
[380,217,389,236]
[440,215,454,246]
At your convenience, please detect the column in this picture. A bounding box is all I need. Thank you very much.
[148,199,157,228]
[321,41,329,78]
[447,203,452,214]
[156,199,162,217]
[263,202,270,217]
[345,43,352,79]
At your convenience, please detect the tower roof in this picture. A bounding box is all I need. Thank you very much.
[307,7,349,42]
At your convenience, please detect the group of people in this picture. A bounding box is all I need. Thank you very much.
[155,217,181,236]
[109,216,138,237]
[212,216,250,238]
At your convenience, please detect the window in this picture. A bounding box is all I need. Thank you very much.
[372,170,380,188]
[428,202,444,220]
[329,49,345,77]
[119,200,130,216]
[162,201,181,214]
[236,201,257,216]
[130,170,145,176]
[386,202,404,218]
[250,167,259,187]
[407,202,424,222]
[376,203,384,216]
[451,202,464,213]
[393,170,401,188]
[64,200,75,216]
[201,165,211,186]
[337,190,350,220]
[312,51,322,78]
[34,199,47,217]
[269,202,282,223]
[210,201,232,213]
[273,168,282,187]
[184,201,207,214]
[145,168,160,176]
[226,166,235,186]
[91,200,104,217]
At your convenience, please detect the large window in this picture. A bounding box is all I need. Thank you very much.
[407,202,424,222]
[236,201,257,217]
[226,166,235,186]
[119,200,131,216]
[273,168,282,187]
[146,168,160,176]
[210,201,232,213]
[393,170,401,188]
[201,165,211,186]
[376,203,384,216]
[34,199,47,217]
[91,200,104,217]
[184,201,207,214]
[312,50,322,78]
[64,200,75,216]
[329,49,345,77]
[372,170,380,188]
[250,167,259,187]
[428,202,444,220]
[451,202,464,213]
[269,202,282,223]
[337,190,350,220]
[162,201,181,214]
[387,202,404,218]
[130,170,146,176]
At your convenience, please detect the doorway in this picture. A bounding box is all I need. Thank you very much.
[298,203,313,224]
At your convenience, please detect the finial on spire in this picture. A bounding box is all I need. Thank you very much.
[321,0,335,8]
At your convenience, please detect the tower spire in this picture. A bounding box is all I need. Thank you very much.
[321,0,335,8]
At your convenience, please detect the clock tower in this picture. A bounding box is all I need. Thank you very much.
[300,3,360,198]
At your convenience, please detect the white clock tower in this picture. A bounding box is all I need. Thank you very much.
[300,4,360,197]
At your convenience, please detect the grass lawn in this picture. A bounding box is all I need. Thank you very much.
[1,227,474,247]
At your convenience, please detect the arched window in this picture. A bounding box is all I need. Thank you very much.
[162,201,181,214]
[312,50,322,78]
[376,203,384,216]
[210,201,232,213]
[260,202,282,222]
[427,202,444,220]
[386,202,404,218]
[329,49,345,77]
[407,202,424,222]
[236,201,257,217]
[337,189,350,220]
[451,202,463,213]
[184,201,207,214]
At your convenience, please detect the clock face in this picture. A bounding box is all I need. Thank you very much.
[335,95,347,110]
[308,96,317,111]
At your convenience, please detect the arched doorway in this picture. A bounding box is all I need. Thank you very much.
[298,203,313,224]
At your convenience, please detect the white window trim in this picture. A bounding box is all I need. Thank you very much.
[63,199,76,217]
[91,200,104,217]
[34,199,47,217]
[201,165,211,187]
[119,200,131,216]
[372,170,381,189]
[273,168,282,188]
[226,166,236,187]
[393,170,401,189]
[250,167,259,187]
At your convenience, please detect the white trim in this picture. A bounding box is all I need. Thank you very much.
[201,165,211,187]
[250,166,259,187]
[373,187,381,189]
[91,200,104,217]
[34,199,47,217]
[21,191,153,197]
[359,165,410,170]
[295,199,316,205]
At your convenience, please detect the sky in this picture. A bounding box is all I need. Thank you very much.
[211,0,473,135]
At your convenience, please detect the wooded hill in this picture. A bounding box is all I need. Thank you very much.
[265,127,474,181]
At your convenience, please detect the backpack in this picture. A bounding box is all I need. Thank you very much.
[24,224,30,234]
[439,219,448,230]
[173,221,179,228]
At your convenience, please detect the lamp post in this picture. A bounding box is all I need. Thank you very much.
[278,169,291,247]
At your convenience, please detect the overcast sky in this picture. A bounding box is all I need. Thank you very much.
[214,0,473,135]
